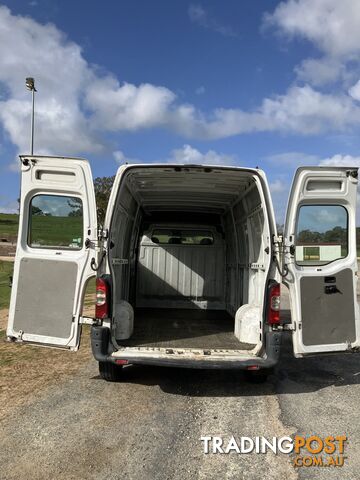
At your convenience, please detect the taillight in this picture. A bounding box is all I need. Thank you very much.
[267,282,280,325]
[96,278,109,319]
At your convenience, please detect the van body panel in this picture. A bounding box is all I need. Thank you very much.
[284,166,360,356]
[7,155,97,349]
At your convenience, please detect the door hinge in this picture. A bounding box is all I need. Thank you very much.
[79,317,101,326]
[273,235,283,245]
[99,228,108,240]
[346,169,358,179]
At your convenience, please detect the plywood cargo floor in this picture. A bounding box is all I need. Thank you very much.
[118,308,256,350]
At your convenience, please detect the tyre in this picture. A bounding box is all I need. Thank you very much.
[98,361,123,382]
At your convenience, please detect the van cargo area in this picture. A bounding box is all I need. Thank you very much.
[107,165,272,357]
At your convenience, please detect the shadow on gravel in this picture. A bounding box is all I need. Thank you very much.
[92,332,360,398]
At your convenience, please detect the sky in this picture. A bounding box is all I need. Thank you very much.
[297,205,347,233]
[1,0,360,222]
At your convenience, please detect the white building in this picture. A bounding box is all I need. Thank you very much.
[296,244,342,262]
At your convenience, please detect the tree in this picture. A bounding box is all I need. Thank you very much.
[68,197,83,217]
[94,176,115,225]
[31,205,44,216]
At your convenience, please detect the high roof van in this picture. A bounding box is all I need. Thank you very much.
[7,156,360,381]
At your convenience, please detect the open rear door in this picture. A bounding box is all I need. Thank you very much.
[283,166,360,357]
[7,155,97,350]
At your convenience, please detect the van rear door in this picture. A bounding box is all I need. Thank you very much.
[7,155,97,350]
[283,166,360,357]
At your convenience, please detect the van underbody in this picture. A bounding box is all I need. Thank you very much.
[92,164,280,375]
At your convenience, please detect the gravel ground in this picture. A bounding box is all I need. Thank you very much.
[0,290,359,480]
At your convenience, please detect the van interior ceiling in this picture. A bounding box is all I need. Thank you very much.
[107,166,271,355]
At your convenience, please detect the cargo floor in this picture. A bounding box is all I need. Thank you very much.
[119,308,256,350]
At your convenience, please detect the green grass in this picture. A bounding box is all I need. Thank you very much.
[0,213,19,240]
[0,261,13,309]
[30,215,83,248]
[0,213,83,248]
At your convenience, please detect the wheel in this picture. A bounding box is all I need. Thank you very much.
[245,368,273,384]
[98,361,123,381]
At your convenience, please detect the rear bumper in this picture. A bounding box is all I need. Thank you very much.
[91,326,282,370]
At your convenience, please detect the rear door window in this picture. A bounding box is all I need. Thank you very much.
[295,205,348,265]
[151,229,214,245]
[28,194,83,249]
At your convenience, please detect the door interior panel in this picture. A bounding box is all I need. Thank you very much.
[300,268,356,346]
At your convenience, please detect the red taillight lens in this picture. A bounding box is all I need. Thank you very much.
[95,278,109,319]
[115,359,129,365]
[267,282,280,325]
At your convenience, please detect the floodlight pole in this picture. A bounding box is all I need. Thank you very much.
[26,77,36,155]
[30,86,35,155]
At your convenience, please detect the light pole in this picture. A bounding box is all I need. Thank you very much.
[25,77,37,155]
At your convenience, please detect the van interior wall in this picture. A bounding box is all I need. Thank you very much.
[224,184,267,317]
[108,167,269,348]
[134,211,225,310]
[109,183,138,307]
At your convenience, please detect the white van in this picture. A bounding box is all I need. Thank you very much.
[6,156,360,381]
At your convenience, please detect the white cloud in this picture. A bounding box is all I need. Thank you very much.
[86,79,176,131]
[267,151,360,169]
[188,4,237,37]
[209,85,360,137]
[0,198,18,214]
[266,151,320,165]
[349,80,360,101]
[113,150,140,164]
[112,144,237,166]
[265,0,360,57]
[295,57,344,87]
[265,0,360,88]
[168,144,237,165]
[319,153,360,167]
[262,85,360,134]
[269,179,287,194]
[0,6,102,162]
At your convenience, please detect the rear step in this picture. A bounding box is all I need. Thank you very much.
[112,346,258,357]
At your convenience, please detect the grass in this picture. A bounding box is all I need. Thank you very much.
[0,213,83,248]
[0,213,19,238]
[30,215,83,248]
[0,261,13,309]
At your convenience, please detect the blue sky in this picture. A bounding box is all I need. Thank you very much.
[1,0,360,222]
